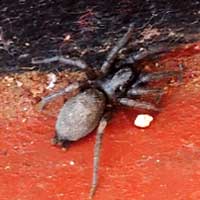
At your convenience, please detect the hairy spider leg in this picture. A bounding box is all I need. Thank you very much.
[127,70,181,105]
[89,112,111,200]
[118,98,159,111]
[121,46,170,66]
[127,87,165,105]
[127,88,164,96]
[51,134,71,148]
[39,82,84,110]
[32,56,88,69]
[131,70,181,88]
[32,56,96,79]
[126,65,183,106]
[100,23,134,75]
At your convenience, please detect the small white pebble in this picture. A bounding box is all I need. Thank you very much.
[47,175,53,179]
[46,73,57,90]
[25,42,30,46]
[4,76,14,82]
[63,34,71,41]
[139,47,145,51]
[61,163,67,167]
[134,114,154,128]
[69,160,75,166]
[23,107,28,111]
[56,193,64,197]
[4,165,11,170]
[194,45,200,50]
[13,146,19,150]
[16,80,23,87]
[22,118,27,123]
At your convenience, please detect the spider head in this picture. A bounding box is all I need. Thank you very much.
[96,67,135,100]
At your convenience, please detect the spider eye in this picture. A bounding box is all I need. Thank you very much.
[119,86,123,91]
[116,85,125,93]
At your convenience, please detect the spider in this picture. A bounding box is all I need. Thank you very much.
[32,23,181,199]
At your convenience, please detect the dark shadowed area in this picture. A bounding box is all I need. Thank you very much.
[0,0,200,72]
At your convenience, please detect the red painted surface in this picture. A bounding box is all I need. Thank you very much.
[0,42,200,200]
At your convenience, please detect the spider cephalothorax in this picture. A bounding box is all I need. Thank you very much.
[32,23,181,199]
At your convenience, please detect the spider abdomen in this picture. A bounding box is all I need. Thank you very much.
[55,89,106,141]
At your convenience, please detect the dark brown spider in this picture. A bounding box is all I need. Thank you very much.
[32,23,181,199]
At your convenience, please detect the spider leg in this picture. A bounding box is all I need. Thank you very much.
[100,23,134,75]
[32,56,96,79]
[120,46,170,66]
[132,70,181,88]
[51,134,71,148]
[89,112,112,200]
[127,64,183,102]
[127,87,164,96]
[39,82,84,110]
[32,55,88,69]
[127,87,165,105]
[118,98,159,111]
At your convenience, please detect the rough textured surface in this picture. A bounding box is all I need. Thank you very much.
[0,42,200,200]
[56,89,106,141]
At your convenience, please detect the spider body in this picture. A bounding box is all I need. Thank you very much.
[55,88,106,142]
[96,67,135,101]
[54,66,137,144]
[32,23,181,199]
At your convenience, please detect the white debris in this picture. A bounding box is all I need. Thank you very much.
[16,80,23,87]
[156,159,160,163]
[46,73,57,90]
[134,114,154,128]
[69,160,75,166]
[4,165,11,170]
[63,34,71,41]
